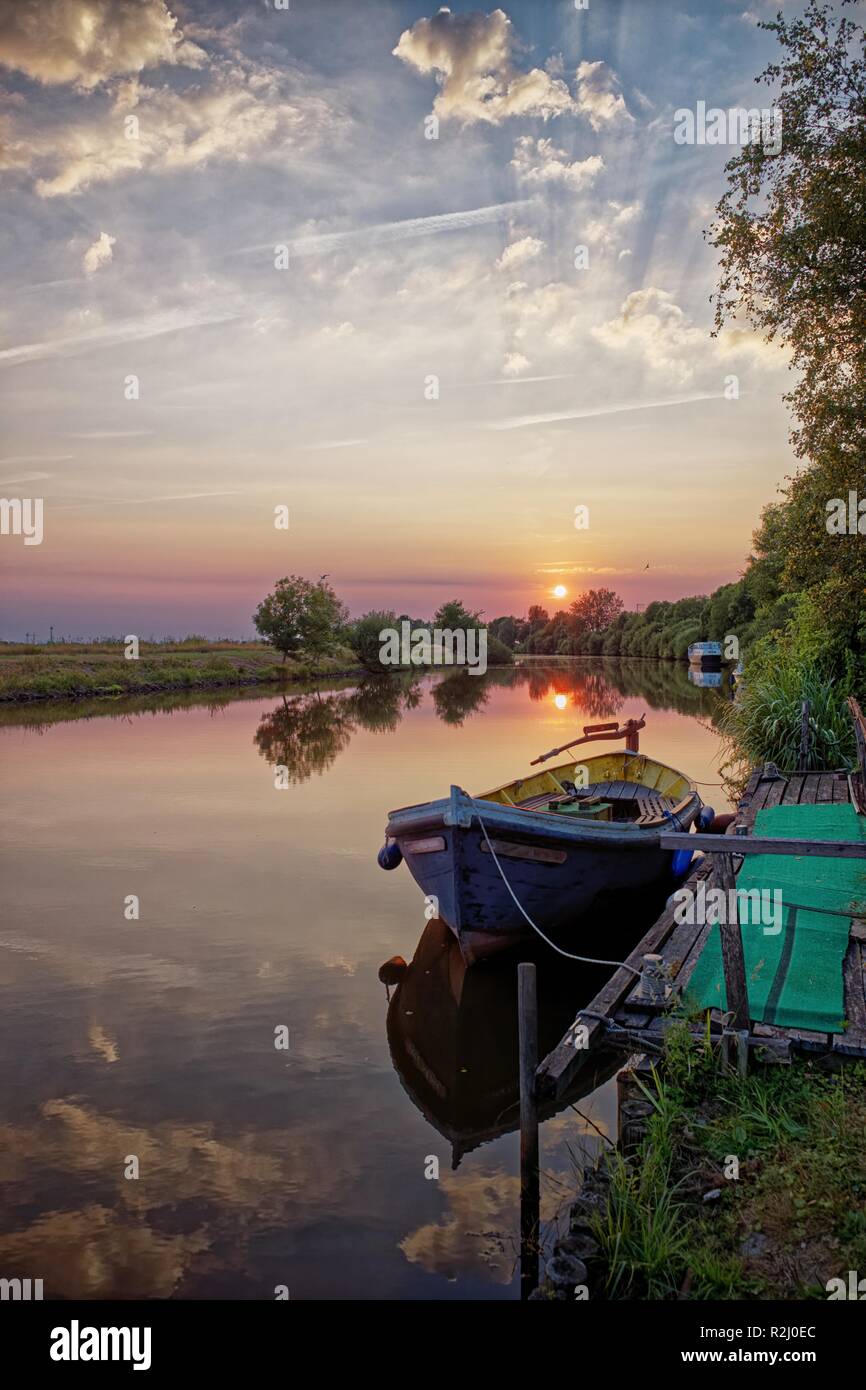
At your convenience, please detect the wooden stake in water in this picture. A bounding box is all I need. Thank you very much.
[518,962,539,1297]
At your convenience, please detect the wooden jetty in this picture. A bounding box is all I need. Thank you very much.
[537,751,866,1100]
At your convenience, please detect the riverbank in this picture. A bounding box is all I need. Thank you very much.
[584,1027,866,1300]
[0,641,365,703]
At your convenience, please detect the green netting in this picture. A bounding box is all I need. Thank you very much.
[687,803,866,1033]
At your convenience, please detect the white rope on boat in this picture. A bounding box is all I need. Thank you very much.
[468,795,642,975]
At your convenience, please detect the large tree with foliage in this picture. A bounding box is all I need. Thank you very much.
[253,575,347,662]
[569,588,624,638]
[432,599,483,630]
[708,0,866,463]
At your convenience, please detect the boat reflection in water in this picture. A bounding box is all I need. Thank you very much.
[385,915,625,1170]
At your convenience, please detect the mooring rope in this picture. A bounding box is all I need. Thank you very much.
[468,795,642,975]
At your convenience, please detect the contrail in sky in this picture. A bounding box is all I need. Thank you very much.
[238,201,531,257]
[486,391,725,430]
[0,303,240,367]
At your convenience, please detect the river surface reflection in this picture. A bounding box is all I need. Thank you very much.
[0,660,731,1298]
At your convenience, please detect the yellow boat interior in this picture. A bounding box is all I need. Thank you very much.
[478,750,697,829]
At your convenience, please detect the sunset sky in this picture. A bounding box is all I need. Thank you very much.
[0,0,800,639]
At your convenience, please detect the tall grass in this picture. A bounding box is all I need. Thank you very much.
[592,1063,693,1298]
[720,655,856,773]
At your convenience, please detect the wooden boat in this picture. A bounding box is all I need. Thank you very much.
[379,717,705,964]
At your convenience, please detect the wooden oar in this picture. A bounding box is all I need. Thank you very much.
[531,714,646,766]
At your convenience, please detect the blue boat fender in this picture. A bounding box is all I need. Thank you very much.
[377,839,403,871]
[670,805,715,879]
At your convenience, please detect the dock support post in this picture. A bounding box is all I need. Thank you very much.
[714,852,751,1036]
[518,962,539,1299]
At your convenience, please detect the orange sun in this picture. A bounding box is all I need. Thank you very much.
[553,693,568,710]
[553,584,567,599]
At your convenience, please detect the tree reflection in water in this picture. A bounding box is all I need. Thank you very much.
[253,675,424,782]
[252,660,729,784]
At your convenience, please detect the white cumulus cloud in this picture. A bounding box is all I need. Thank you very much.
[0,0,205,89]
[501,351,530,376]
[4,59,338,197]
[511,136,604,190]
[495,236,544,271]
[574,60,632,131]
[591,287,708,384]
[82,231,115,276]
[393,8,575,124]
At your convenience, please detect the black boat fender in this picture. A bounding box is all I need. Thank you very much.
[377,839,403,871]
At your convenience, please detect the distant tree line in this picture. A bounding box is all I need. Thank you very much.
[488,586,748,662]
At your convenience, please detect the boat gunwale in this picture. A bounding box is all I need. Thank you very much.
[386,751,701,846]
[386,790,701,849]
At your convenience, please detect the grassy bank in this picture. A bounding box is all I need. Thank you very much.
[0,640,363,702]
[589,1023,866,1299]
[719,653,859,781]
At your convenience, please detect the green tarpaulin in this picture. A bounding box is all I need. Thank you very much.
[687,803,866,1033]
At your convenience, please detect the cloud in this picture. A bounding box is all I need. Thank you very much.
[585,199,641,251]
[320,321,355,339]
[511,136,604,191]
[590,289,788,384]
[0,0,205,89]
[715,325,789,368]
[498,278,586,378]
[505,280,583,349]
[400,1168,519,1284]
[495,235,544,272]
[501,351,530,376]
[82,231,115,276]
[574,60,632,131]
[6,58,338,197]
[591,287,706,383]
[393,7,574,124]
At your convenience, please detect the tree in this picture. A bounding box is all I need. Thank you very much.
[569,588,624,636]
[432,599,483,630]
[490,615,518,649]
[253,575,347,662]
[708,0,866,462]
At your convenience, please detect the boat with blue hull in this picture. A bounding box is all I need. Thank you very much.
[378,719,706,964]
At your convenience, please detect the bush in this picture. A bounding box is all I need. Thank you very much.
[350,611,397,670]
[721,650,856,772]
[485,632,515,665]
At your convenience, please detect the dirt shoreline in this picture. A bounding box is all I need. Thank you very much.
[0,663,367,705]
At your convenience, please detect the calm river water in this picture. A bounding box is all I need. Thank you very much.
[0,660,733,1300]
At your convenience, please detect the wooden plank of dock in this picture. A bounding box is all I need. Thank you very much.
[537,766,866,1098]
